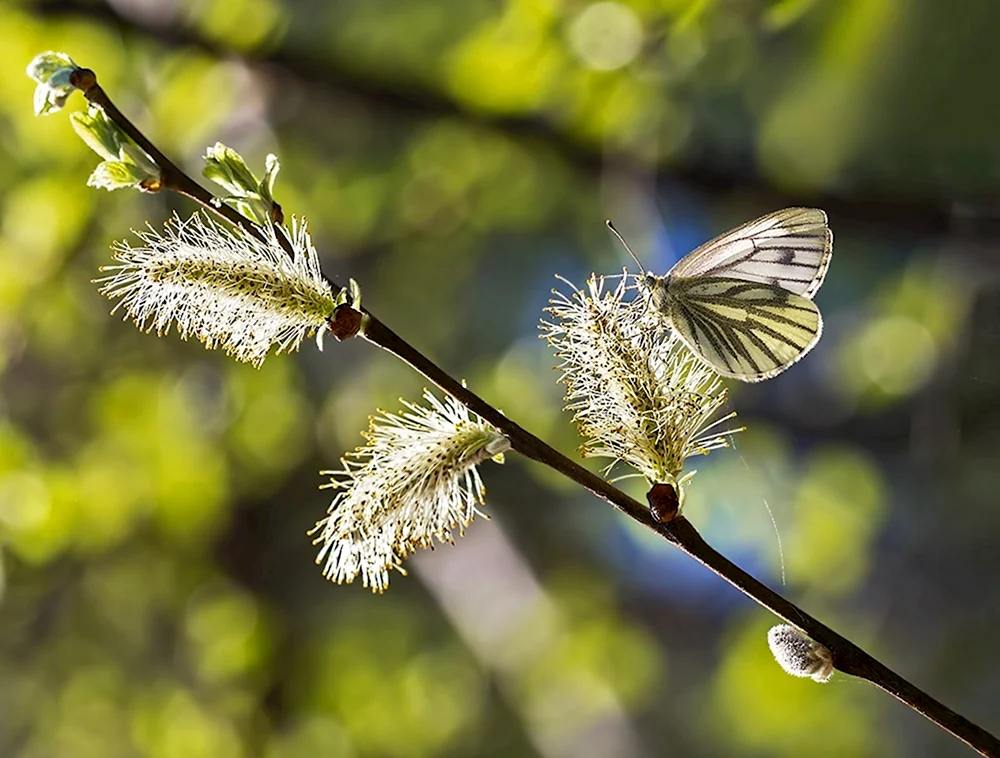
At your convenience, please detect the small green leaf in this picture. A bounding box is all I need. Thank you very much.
[203,143,282,225]
[26,51,80,115]
[87,161,149,191]
[220,197,268,226]
[203,142,258,196]
[348,278,362,309]
[119,142,160,180]
[202,161,231,187]
[70,108,121,161]
[260,153,280,200]
[71,106,159,190]
[26,51,77,81]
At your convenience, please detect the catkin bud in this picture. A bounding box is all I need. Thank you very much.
[767,624,834,683]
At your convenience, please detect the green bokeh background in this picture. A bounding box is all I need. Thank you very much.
[2,1,999,756]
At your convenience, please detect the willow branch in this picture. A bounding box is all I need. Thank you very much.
[79,71,999,758]
[68,68,296,258]
[362,317,999,753]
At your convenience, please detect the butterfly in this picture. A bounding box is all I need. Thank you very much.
[608,207,833,383]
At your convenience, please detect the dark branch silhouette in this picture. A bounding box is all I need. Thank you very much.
[35,0,1000,240]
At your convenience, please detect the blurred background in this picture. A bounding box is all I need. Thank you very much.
[2,0,999,756]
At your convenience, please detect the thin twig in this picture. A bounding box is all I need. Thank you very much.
[69,68,297,258]
[79,70,1000,758]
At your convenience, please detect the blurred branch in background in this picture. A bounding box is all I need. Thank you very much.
[33,0,1000,241]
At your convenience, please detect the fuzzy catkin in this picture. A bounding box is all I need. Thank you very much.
[312,389,509,592]
[768,625,834,683]
[543,274,741,496]
[98,212,337,366]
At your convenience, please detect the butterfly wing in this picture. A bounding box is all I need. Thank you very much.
[664,277,823,382]
[667,208,832,299]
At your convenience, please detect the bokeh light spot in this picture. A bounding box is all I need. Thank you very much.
[0,471,50,530]
[185,582,271,684]
[858,315,936,396]
[569,3,644,71]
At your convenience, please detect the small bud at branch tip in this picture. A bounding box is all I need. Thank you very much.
[69,67,97,92]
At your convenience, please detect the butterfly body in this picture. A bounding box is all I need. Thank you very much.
[631,208,832,383]
[640,272,672,313]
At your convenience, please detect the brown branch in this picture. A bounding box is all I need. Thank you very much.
[361,316,998,756]
[72,65,999,757]
[68,67,298,258]
[668,519,999,754]
[68,69,260,236]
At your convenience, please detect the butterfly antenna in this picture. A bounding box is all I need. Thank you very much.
[606,220,646,272]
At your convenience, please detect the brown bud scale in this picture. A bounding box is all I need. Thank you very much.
[328,305,363,341]
[69,68,97,92]
[647,482,679,523]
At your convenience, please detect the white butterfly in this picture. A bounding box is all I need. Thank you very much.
[609,208,833,382]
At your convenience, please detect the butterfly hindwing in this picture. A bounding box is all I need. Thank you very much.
[664,277,823,382]
[666,208,832,299]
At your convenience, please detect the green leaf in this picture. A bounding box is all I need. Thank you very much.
[219,197,268,226]
[202,142,258,196]
[119,142,161,180]
[26,51,78,82]
[70,108,122,161]
[26,51,80,115]
[87,161,149,191]
[259,153,280,201]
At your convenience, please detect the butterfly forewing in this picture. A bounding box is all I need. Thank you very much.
[665,277,823,382]
[667,208,832,298]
